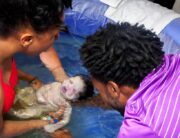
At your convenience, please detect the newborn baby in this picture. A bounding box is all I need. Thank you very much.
[11,75,94,133]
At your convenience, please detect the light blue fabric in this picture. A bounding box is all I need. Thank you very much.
[159,18,180,54]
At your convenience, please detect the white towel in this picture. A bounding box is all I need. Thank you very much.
[100,0,122,8]
[104,0,180,34]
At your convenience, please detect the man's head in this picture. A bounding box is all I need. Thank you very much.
[80,23,164,110]
[0,0,72,55]
[60,74,94,101]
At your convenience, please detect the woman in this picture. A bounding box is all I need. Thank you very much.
[0,0,72,137]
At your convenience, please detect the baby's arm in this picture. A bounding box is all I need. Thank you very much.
[44,102,72,133]
[48,106,65,119]
[36,82,61,105]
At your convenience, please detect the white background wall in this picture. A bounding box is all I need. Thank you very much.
[173,0,180,13]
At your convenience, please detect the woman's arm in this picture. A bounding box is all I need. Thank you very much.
[18,70,36,83]
[0,83,4,131]
[18,70,43,90]
[0,120,47,138]
[40,47,68,82]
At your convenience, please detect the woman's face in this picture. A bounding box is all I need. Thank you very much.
[23,28,59,55]
[60,76,85,101]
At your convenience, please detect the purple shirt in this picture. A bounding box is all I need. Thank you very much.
[118,55,180,138]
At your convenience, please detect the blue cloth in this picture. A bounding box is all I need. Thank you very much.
[162,18,180,46]
[67,107,122,138]
[64,0,112,37]
[159,18,180,54]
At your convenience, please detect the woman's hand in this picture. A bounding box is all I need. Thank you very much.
[0,119,48,137]
[30,78,43,90]
[18,70,43,90]
[30,120,48,129]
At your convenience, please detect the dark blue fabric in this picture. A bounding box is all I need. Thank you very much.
[67,107,122,138]
[15,32,123,138]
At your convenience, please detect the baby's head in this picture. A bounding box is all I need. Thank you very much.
[60,74,94,101]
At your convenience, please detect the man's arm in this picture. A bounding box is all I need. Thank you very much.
[40,47,68,82]
[118,118,161,138]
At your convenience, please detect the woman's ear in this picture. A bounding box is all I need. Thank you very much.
[20,34,33,48]
[106,81,120,98]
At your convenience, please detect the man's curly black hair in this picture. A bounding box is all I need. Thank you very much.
[80,23,164,88]
[0,0,72,38]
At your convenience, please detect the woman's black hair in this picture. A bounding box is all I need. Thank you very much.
[0,0,72,38]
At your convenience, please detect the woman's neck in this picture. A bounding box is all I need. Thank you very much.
[0,37,21,63]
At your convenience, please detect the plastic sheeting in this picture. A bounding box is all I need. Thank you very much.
[67,107,122,138]
[14,32,123,138]
[64,0,112,37]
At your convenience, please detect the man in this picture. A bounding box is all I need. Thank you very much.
[80,23,180,137]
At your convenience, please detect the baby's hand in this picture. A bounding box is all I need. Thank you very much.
[48,111,63,120]
[57,106,65,115]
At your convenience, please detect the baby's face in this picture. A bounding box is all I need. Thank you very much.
[60,76,85,101]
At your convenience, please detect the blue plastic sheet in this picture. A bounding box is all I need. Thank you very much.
[64,0,112,37]
[15,32,123,138]
[67,107,122,138]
